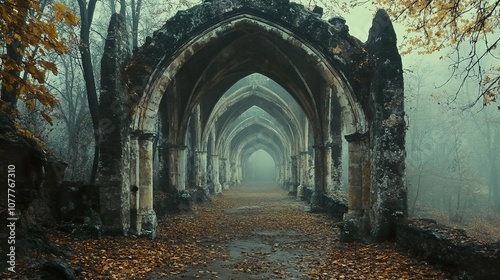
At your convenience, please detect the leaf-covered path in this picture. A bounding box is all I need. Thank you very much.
[55,184,449,279]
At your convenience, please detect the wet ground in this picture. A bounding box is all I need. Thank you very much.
[145,184,449,280]
[149,186,329,280]
[20,184,450,279]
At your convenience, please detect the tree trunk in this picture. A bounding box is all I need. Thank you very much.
[491,145,500,214]
[131,0,142,49]
[411,166,423,216]
[0,0,29,109]
[77,0,99,183]
[120,0,126,16]
[1,37,23,108]
[109,0,116,14]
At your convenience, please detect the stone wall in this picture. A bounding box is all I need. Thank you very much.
[0,110,72,271]
[323,193,348,220]
[397,219,500,280]
[102,0,405,242]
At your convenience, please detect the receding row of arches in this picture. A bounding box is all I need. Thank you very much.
[97,0,406,242]
[155,74,314,194]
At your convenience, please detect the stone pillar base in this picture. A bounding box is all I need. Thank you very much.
[129,209,139,236]
[341,210,370,242]
[296,184,304,199]
[215,183,222,194]
[140,210,158,239]
[309,190,324,212]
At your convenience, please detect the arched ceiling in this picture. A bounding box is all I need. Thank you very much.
[223,120,289,157]
[128,5,369,143]
[234,134,284,167]
[177,29,323,144]
[202,81,305,149]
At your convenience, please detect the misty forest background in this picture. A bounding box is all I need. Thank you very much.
[1,0,499,242]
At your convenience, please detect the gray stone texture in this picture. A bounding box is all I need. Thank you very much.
[367,9,406,241]
[97,13,132,236]
[99,0,405,242]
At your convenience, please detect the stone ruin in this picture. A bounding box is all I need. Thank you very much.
[98,0,406,242]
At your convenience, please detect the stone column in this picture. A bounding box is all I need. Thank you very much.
[285,160,292,191]
[300,118,310,192]
[178,147,186,191]
[296,151,308,197]
[290,155,298,194]
[311,145,326,212]
[138,133,157,239]
[236,164,242,185]
[310,143,334,207]
[167,145,179,191]
[307,154,314,189]
[296,161,304,198]
[194,150,202,187]
[212,154,222,193]
[157,107,169,193]
[324,145,333,192]
[301,151,309,188]
[347,141,362,211]
[342,132,370,241]
[195,151,208,188]
[129,132,140,235]
[230,161,237,186]
[331,135,343,191]
[167,145,186,191]
[276,162,283,185]
[157,143,169,192]
[361,142,372,210]
[220,158,229,190]
[282,162,287,185]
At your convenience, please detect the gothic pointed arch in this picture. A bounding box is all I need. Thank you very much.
[98,0,405,242]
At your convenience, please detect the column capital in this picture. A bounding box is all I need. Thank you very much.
[344,131,369,143]
[166,144,187,150]
[130,130,143,139]
[139,132,156,141]
[312,144,325,151]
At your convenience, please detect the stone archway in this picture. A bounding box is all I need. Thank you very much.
[201,78,308,192]
[97,0,405,242]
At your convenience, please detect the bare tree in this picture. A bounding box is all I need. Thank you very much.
[48,51,93,181]
[77,0,100,183]
[405,62,437,215]
[131,0,143,49]
[473,110,500,214]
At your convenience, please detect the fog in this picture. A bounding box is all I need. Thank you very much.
[244,149,276,182]
[10,0,497,242]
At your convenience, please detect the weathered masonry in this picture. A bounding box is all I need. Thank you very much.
[97,0,405,241]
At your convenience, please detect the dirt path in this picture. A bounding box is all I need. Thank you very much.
[34,184,450,279]
[146,185,449,280]
[149,184,336,279]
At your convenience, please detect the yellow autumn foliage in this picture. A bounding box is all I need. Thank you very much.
[0,0,78,117]
[375,0,499,105]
